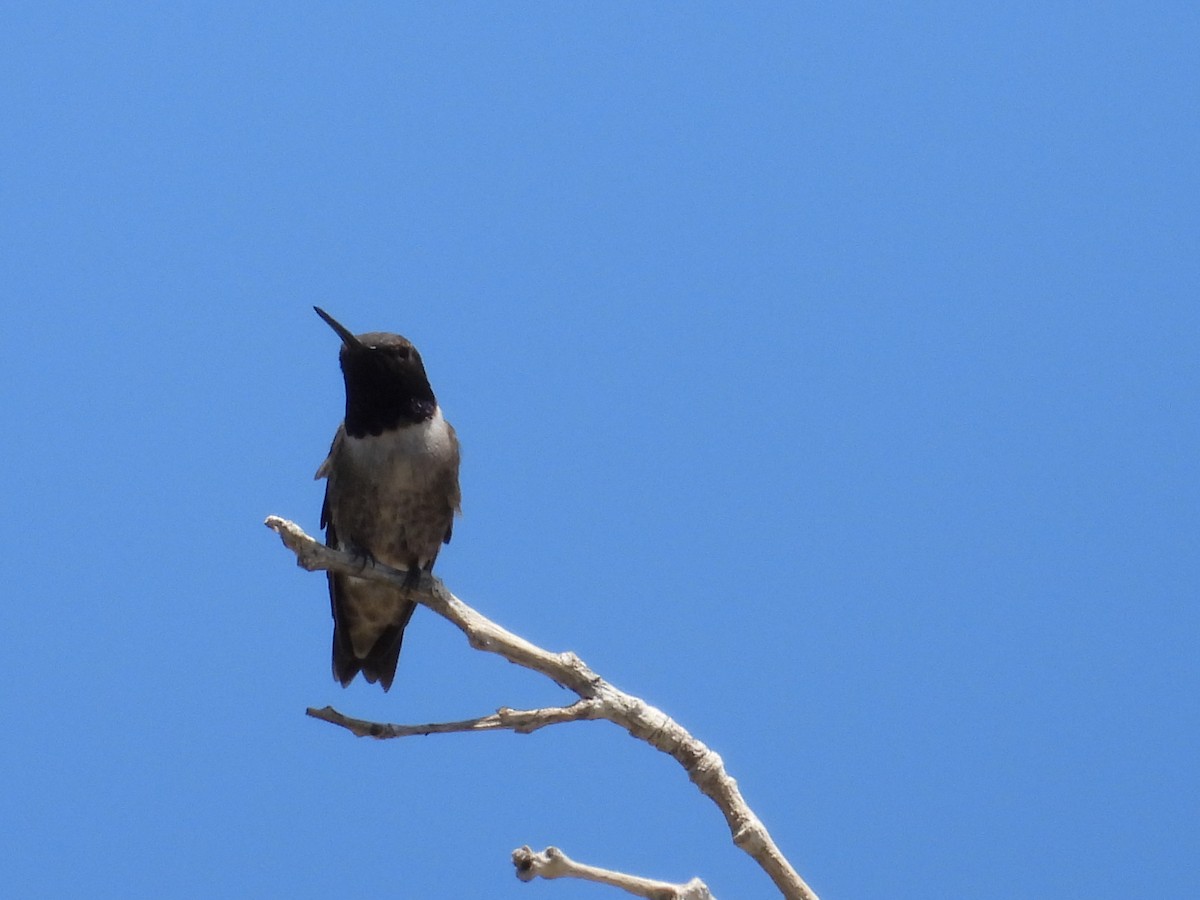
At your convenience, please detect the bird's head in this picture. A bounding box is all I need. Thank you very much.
[314,307,437,436]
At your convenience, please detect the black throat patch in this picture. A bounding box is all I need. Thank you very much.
[340,349,437,437]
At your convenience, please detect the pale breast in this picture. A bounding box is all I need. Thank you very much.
[339,408,458,492]
[322,407,460,568]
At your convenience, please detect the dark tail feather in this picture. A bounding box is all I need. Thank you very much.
[360,628,404,691]
[331,622,364,688]
[331,602,417,692]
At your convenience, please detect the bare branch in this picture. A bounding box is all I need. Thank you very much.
[266,515,819,900]
[306,700,602,738]
[513,846,715,899]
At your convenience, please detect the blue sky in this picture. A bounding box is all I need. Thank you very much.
[2,4,1197,898]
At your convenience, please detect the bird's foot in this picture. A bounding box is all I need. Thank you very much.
[402,566,424,592]
[343,541,378,573]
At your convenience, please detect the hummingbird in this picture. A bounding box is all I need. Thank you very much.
[312,307,461,691]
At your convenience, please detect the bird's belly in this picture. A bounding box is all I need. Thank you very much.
[330,429,455,569]
[335,484,450,569]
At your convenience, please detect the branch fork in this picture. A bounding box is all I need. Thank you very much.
[265,515,817,900]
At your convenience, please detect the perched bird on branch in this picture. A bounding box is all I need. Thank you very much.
[313,307,461,690]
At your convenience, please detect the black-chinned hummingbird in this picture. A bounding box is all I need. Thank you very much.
[313,307,461,691]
